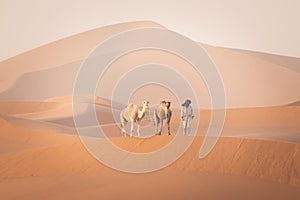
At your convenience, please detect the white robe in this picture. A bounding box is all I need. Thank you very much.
[181,105,194,132]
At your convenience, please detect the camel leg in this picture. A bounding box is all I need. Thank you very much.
[130,120,134,137]
[120,115,127,137]
[137,121,141,137]
[167,112,172,135]
[154,113,159,135]
[156,121,160,135]
[123,121,127,137]
[159,119,163,136]
[120,121,126,137]
[156,118,161,135]
[153,113,157,134]
[167,121,171,135]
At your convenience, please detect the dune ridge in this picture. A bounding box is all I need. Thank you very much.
[0,21,163,93]
[0,115,300,188]
[0,21,299,108]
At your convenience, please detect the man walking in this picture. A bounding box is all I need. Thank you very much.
[181,99,194,135]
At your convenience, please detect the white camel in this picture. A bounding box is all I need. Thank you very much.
[120,100,149,137]
[154,100,172,135]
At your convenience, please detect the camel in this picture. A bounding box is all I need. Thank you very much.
[154,100,172,135]
[120,100,149,137]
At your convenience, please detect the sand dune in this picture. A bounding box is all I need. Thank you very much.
[0,113,300,199]
[0,95,123,122]
[2,45,299,108]
[0,61,80,101]
[199,43,300,107]
[232,48,300,73]
[289,100,300,106]
[0,101,61,115]
[0,100,299,199]
[1,171,300,200]
[0,104,299,187]
[199,105,300,143]
[0,21,299,108]
[0,21,163,93]
[0,116,76,154]
[1,44,299,108]
[1,99,298,142]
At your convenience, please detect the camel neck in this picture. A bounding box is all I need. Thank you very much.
[138,106,147,118]
[141,106,147,112]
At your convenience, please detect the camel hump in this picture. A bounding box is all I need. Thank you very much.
[127,104,134,109]
[133,105,139,112]
[127,104,138,112]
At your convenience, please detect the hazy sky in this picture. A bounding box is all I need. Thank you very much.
[1,0,300,61]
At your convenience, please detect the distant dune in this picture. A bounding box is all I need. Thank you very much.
[0,21,299,108]
[231,48,300,73]
[288,100,300,106]
[0,21,163,93]
[199,43,300,108]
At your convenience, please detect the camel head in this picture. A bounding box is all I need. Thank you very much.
[166,101,171,109]
[161,100,171,109]
[142,100,149,110]
[160,100,171,115]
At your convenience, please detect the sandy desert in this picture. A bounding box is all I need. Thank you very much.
[0,21,300,200]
